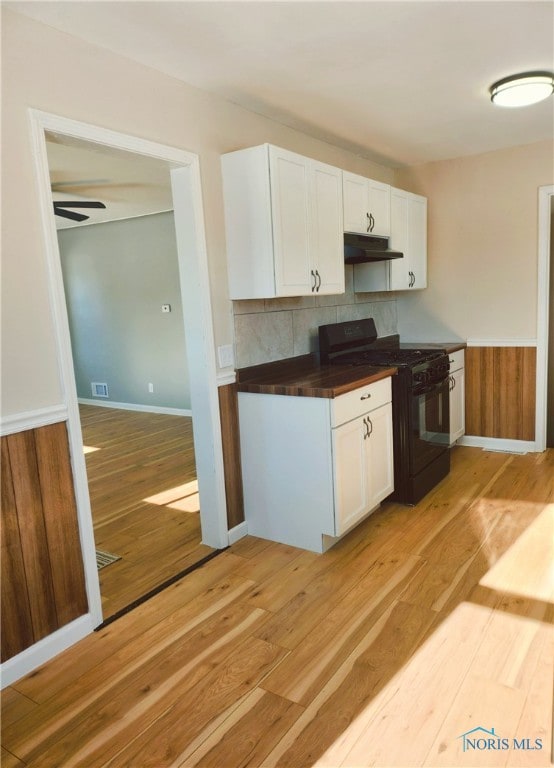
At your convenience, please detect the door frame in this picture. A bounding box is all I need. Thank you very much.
[28,109,230,627]
[536,184,554,450]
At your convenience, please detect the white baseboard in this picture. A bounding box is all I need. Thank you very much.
[228,521,248,545]
[1,613,97,689]
[77,398,192,417]
[0,404,68,436]
[458,435,536,454]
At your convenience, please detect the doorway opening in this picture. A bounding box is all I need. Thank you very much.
[30,110,229,629]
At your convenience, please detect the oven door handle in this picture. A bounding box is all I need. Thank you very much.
[414,379,448,396]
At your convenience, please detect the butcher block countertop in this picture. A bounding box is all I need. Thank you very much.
[236,354,397,399]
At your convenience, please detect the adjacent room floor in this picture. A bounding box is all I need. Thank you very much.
[80,404,213,618]
[2,446,552,767]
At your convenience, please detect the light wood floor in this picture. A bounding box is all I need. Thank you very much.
[80,405,213,618]
[2,446,553,768]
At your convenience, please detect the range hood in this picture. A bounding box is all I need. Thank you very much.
[344,233,403,264]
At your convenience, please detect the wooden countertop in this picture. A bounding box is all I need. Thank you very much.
[236,354,397,398]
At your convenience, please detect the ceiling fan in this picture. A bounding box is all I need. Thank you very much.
[52,200,106,223]
[51,178,108,222]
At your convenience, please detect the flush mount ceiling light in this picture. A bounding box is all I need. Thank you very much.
[490,71,554,107]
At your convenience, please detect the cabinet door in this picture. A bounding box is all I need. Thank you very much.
[388,188,411,290]
[343,171,369,234]
[269,147,312,296]
[333,415,367,535]
[367,179,391,236]
[449,368,465,444]
[311,161,345,295]
[365,402,395,508]
[389,190,427,291]
[408,194,427,289]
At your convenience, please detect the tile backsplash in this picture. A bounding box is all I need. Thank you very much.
[233,266,397,368]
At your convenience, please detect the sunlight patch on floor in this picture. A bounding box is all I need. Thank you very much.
[478,503,554,602]
[309,599,552,768]
[143,480,199,512]
[83,445,100,455]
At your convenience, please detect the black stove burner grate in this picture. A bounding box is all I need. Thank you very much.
[330,348,445,368]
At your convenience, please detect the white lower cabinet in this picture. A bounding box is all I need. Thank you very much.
[333,398,394,535]
[238,377,394,553]
[448,349,465,445]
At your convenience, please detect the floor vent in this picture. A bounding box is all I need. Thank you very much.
[91,382,109,398]
[96,550,121,570]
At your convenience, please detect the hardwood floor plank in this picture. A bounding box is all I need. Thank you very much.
[5,604,270,766]
[1,747,25,768]
[78,405,211,617]
[10,552,249,703]
[261,553,424,705]
[99,637,287,768]
[0,688,36,728]
[179,690,304,768]
[2,446,551,768]
[424,675,526,767]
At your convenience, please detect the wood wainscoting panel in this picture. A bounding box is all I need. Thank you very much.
[218,384,245,530]
[465,346,536,441]
[0,441,35,662]
[0,422,88,662]
[34,422,88,626]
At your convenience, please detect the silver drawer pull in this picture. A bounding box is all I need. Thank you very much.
[360,393,372,400]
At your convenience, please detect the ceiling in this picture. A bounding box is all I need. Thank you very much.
[9,1,553,227]
[46,133,174,229]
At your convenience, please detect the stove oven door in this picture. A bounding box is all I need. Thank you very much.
[411,375,450,476]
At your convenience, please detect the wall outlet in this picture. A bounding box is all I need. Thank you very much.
[217,344,234,368]
[148,383,154,393]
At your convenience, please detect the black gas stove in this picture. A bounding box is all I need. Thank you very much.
[319,318,451,505]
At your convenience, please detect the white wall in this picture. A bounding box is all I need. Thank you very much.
[58,212,191,410]
[394,141,553,342]
[1,9,394,418]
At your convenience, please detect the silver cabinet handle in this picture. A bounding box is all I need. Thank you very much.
[366,212,371,232]
[367,417,373,437]
[360,393,372,400]
[311,269,316,292]
[316,270,321,292]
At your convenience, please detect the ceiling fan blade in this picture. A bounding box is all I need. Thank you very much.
[51,179,110,189]
[53,207,89,222]
[53,201,106,209]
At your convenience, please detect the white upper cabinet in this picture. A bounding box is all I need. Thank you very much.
[221,144,344,299]
[343,171,390,237]
[389,188,427,290]
[354,187,428,293]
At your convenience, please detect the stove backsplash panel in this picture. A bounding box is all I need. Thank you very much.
[233,269,398,368]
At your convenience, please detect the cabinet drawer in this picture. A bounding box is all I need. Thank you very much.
[331,377,392,427]
[448,349,464,372]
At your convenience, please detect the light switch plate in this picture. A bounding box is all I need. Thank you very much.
[217,344,234,368]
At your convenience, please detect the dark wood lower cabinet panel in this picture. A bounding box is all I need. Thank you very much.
[218,383,245,529]
[1,422,88,662]
[465,346,536,441]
